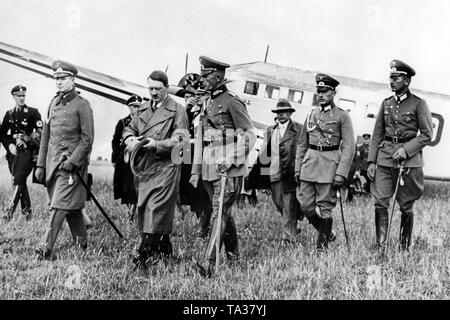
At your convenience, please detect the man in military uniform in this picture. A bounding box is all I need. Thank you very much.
[1,85,42,221]
[367,60,433,251]
[34,60,94,260]
[295,74,355,251]
[175,73,213,239]
[190,56,256,276]
[112,95,141,222]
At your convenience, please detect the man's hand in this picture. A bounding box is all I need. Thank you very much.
[35,167,45,183]
[142,137,157,151]
[294,171,301,185]
[392,147,407,161]
[332,174,346,188]
[367,163,376,181]
[16,138,27,149]
[186,97,197,111]
[189,174,199,188]
[215,157,231,174]
[8,143,17,155]
[60,159,75,172]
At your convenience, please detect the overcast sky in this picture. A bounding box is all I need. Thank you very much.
[1,0,450,94]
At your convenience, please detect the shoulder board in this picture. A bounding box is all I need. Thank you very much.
[384,96,394,102]
[229,91,245,104]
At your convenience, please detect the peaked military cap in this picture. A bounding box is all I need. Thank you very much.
[175,73,201,97]
[390,59,416,77]
[11,85,27,95]
[271,98,296,113]
[125,95,143,107]
[315,73,339,90]
[52,60,78,77]
[362,133,371,139]
[199,56,230,76]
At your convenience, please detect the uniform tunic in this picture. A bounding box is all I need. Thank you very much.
[37,89,94,210]
[368,91,433,211]
[295,103,355,218]
[0,105,42,184]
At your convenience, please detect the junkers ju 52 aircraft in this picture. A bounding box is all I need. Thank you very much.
[0,41,447,182]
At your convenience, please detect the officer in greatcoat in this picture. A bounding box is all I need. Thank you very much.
[123,70,189,270]
[1,85,42,221]
[112,95,141,221]
[34,60,94,260]
[295,74,355,251]
[190,56,256,276]
[367,60,433,251]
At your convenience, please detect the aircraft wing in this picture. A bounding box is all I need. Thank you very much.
[0,41,155,104]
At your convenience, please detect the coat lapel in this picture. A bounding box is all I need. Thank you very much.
[280,120,297,144]
[139,96,177,134]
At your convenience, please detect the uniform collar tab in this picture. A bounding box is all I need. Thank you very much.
[211,84,228,99]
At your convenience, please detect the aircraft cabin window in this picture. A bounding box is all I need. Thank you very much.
[244,81,259,95]
[264,85,280,99]
[339,98,356,112]
[287,89,303,104]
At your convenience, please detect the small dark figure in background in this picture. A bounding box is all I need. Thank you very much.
[1,85,42,221]
[112,95,141,221]
[346,133,371,202]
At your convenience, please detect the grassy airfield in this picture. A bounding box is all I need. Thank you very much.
[0,160,448,299]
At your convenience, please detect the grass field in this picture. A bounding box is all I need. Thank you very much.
[0,160,448,300]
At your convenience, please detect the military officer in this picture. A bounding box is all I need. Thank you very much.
[34,60,94,260]
[295,74,355,251]
[367,60,433,251]
[190,56,256,277]
[0,85,42,221]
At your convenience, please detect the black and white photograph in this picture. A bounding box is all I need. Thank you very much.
[0,0,448,307]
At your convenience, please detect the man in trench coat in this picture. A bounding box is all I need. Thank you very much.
[123,70,189,270]
[34,60,94,260]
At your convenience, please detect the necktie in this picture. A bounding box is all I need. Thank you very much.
[151,101,157,112]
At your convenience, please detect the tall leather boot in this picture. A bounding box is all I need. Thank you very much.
[223,216,239,262]
[375,209,388,248]
[133,233,152,271]
[308,214,336,242]
[3,185,21,221]
[399,212,414,251]
[317,217,332,252]
[20,185,32,221]
[198,206,212,239]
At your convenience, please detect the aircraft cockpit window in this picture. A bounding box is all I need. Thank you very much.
[244,81,259,95]
[288,89,303,104]
[339,98,356,112]
[264,85,280,99]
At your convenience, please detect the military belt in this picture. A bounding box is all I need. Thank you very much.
[308,144,339,152]
[384,135,414,143]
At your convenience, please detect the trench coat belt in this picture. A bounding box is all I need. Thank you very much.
[308,144,339,152]
[203,138,235,148]
[384,135,414,143]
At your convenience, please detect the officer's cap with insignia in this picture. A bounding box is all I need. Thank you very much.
[315,73,339,90]
[125,95,143,107]
[51,60,78,78]
[175,73,201,97]
[390,59,416,77]
[199,56,230,77]
[271,98,296,113]
[11,85,27,96]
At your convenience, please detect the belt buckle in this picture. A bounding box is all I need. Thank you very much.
[393,136,398,143]
[318,145,323,152]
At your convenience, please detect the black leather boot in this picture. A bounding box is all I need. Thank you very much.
[308,214,336,242]
[224,216,239,263]
[21,185,32,221]
[375,209,388,248]
[3,185,21,221]
[317,217,332,252]
[198,207,212,239]
[399,212,414,251]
